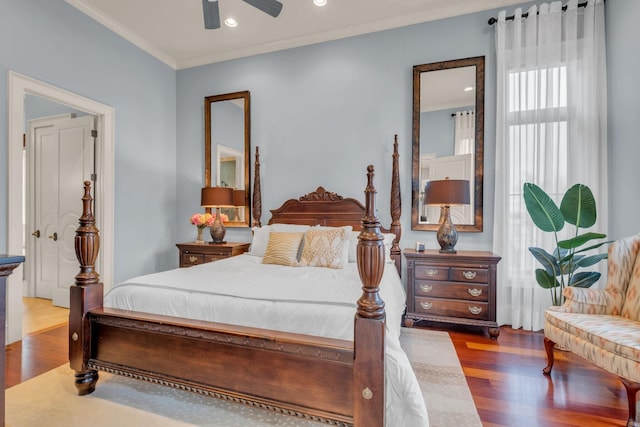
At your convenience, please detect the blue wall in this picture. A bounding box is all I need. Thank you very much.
[178,0,640,253]
[1,0,638,285]
[0,0,177,282]
[176,10,501,253]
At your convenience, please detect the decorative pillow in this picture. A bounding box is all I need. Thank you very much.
[249,224,310,257]
[348,231,395,263]
[248,225,272,257]
[299,228,349,269]
[261,232,304,266]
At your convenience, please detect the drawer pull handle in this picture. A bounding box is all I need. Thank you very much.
[468,306,482,315]
[425,269,438,277]
[463,271,477,280]
[189,256,198,263]
[468,288,482,297]
[419,284,433,293]
[420,301,432,310]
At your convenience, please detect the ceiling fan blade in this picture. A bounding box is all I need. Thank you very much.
[241,0,283,18]
[202,0,221,29]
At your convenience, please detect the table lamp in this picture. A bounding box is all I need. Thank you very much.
[232,189,245,222]
[424,178,470,253]
[201,187,234,244]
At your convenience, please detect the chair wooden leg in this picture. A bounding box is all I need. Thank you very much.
[620,378,640,427]
[542,337,555,375]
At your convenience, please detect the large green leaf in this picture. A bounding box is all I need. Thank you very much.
[560,184,597,228]
[529,247,561,276]
[575,253,608,268]
[523,183,565,233]
[558,232,607,249]
[535,269,560,289]
[569,271,601,288]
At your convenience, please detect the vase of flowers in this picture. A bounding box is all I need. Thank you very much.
[190,213,214,243]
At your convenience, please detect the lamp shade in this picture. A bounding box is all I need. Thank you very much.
[232,189,246,207]
[201,187,234,208]
[424,179,470,206]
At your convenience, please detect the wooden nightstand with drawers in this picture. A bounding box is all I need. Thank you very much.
[176,242,250,268]
[403,249,501,338]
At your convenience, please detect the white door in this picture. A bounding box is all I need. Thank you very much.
[28,115,95,307]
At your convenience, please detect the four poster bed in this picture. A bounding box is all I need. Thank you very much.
[69,140,428,426]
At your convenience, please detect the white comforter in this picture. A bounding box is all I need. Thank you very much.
[104,254,429,426]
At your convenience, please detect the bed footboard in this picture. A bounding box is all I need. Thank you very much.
[69,164,387,426]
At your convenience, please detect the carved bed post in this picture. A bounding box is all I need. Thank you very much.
[353,165,386,427]
[390,135,402,271]
[69,181,104,395]
[252,146,262,227]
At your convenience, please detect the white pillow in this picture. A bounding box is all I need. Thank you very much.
[383,233,396,263]
[348,231,395,263]
[272,223,311,233]
[248,225,271,257]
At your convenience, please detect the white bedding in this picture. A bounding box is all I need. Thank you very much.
[104,254,429,426]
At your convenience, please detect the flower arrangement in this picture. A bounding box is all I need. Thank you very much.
[190,213,214,229]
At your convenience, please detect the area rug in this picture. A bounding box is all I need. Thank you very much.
[6,328,481,427]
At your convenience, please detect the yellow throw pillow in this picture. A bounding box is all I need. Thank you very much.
[299,228,348,269]
[262,232,304,266]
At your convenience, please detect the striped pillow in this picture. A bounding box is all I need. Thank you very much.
[261,232,304,266]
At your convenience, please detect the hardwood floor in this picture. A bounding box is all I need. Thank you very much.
[4,319,630,426]
[440,322,629,427]
[22,297,69,336]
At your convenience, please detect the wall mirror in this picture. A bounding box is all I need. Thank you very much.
[411,56,484,232]
[205,90,250,227]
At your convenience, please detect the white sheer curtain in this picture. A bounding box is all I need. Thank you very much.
[493,0,608,331]
[454,110,475,155]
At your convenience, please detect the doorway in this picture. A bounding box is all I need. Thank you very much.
[7,71,115,343]
[26,112,96,308]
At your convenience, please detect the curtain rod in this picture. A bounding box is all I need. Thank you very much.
[488,1,588,25]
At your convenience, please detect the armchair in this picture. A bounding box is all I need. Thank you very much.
[543,233,640,427]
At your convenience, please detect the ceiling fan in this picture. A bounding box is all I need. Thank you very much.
[202,0,283,29]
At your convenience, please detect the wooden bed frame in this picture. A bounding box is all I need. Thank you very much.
[69,139,402,426]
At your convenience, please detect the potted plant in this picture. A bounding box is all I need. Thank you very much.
[523,183,610,306]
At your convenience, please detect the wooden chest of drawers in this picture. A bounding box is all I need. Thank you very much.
[403,249,501,338]
[176,242,250,267]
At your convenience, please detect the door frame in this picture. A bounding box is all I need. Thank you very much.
[7,71,115,343]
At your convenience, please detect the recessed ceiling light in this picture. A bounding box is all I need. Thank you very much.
[464,86,474,92]
[314,0,327,6]
[225,17,238,28]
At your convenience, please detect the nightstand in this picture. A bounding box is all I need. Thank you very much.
[176,242,250,268]
[403,249,501,338]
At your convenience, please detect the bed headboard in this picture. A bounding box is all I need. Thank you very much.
[268,187,366,230]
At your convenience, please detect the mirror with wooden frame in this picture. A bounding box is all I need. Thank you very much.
[411,56,484,232]
[204,91,251,227]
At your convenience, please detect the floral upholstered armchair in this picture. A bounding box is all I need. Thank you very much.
[543,233,640,427]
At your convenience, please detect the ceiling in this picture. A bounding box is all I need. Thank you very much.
[65,0,524,70]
